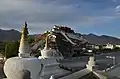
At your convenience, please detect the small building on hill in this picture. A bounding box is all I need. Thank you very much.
[103,43,114,49]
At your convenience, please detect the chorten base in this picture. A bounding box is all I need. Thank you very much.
[18,53,30,58]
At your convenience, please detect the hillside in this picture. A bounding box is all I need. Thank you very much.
[83,33,120,44]
[0,29,21,41]
[0,28,120,45]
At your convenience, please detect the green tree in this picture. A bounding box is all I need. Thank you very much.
[4,41,19,58]
[28,35,35,44]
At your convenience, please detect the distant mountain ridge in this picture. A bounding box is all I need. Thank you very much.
[0,29,120,44]
[0,29,21,42]
[83,33,120,44]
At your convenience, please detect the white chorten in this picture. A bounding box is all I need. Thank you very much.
[86,56,95,71]
[4,22,42,79]
[39,33,63,59]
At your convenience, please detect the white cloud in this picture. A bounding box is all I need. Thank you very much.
[112,0,117,2]
[116,5,120,11]
[0,0,119,34]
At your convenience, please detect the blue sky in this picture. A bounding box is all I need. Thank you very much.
[0,0,120,38]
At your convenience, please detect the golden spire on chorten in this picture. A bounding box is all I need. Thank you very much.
[22,21,29,39]
[19,22,30,58]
